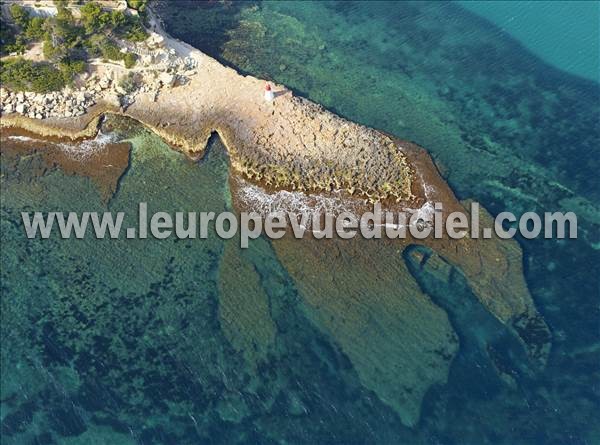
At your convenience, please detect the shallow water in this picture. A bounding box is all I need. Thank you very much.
[2,1,600,444]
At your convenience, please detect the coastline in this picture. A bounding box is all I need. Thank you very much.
[1,5,417,204]
[0,1,552,347]
[0,3,555,427]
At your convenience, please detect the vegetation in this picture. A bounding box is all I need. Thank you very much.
[0,1,149,91]
[100,41,123,61]
[8,4,29,28]
[0,58,67,93]
[126,0,149,12]
[119,71,138,93]
[80,2,147,41]
[24,17,46,40]
[0,17,26,55]
[123,52,137,69]
[58,58,87,79]
[126,22,148,42]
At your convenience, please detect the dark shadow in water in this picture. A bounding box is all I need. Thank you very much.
[403,245,537,399]
[196,131,230,168]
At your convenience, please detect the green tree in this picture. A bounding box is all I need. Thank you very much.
[43,36,67,62]
[99,11,113,29]
[80,2,103,34]
[0,58,66,93]
[126,0,148,12]
[100,41,122,61]
[123,52,137,69]
[110,10,127,29]
[125,21,148,42]
[59,58,86,83]
[83,32,107,57]
[1,16,26,55]
[56,3,73,23]
[9,4,30,28]
[50,7,83,50]
[24,17,46,40]
[3,36,27,55]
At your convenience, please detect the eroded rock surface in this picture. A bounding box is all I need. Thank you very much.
[2,46,413,202]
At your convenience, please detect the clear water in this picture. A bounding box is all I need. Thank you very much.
[2,1,599,444]
[458,1,600,82]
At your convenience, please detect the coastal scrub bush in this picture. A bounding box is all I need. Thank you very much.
[9,4,30,28]
[59,58,86,83]
[81,33,105,57]
[51,8,84,50]
[81,2,147,42]
[110,10,127,29]
[24,16,46,40]
[100,42,122,61]
[123,52,137,69]
[43,36,68,62]
[2,39,27,55]
[0,58,66,93]
[80,2,105,34]
[125,20,148,42]
[119,72,137,93]
[0,23,26,55]
[56,3,74,24]
[126,0,149,12]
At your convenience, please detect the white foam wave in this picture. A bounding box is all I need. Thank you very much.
[6,135,40,143]
[236,177,435,225]
[6,131,119,160]
[236,179,360,218]
[57,131,119,160]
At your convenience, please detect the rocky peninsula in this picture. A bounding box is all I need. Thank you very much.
[1,2,414,203]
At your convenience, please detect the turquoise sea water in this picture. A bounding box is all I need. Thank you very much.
[2,1,600,444]
[458,1,600,82]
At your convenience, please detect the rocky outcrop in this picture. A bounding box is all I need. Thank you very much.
[229,141,552,426]
[1,84,97,120]
[2,44,413,203]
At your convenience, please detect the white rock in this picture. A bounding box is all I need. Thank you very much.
[103,92,121,108]
[15,103,26,114]
[158,72,176,87]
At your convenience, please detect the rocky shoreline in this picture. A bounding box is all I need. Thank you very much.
[1,7,417,204]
